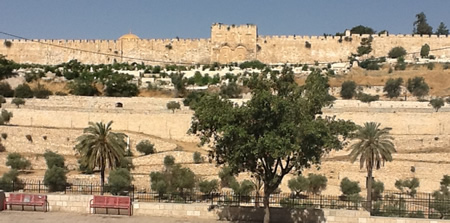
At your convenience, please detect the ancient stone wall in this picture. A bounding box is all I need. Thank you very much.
[1,24,449,65]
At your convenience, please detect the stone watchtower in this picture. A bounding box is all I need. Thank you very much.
[210,23,258,64]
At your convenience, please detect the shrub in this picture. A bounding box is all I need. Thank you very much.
[308,173,328,194]
[0,82,14,97]
[340,177,361,196]
[150,171,168,196]
[43,166,67,192]
[183,91,207,109]
[6,152,31,170]
[119,157,134,171]
[372,180,385,201]
[0,109,13,124]
[430,98,445,112]
[407,77,429,99]
[1,132,7,140]
[14,84,34,98]
[193,151,203,164]
[340,81,357,99]
[218,166,235,188]
[107,168,132,195]
[359,58,380,70]
[239,60,266,70]
[68,79,99,96]
[198,179,219,194]
[150,163,196,195]
[136,140,156,155]
[383,78,403,99]
[164,155,176,169]
[288,175,309,196]
[55,91,68,96]
[388,46,407,58]
[104,73,139,97]
[43,151,65,168]
[0,169,24,192]
[220,82,242,99]
[78,158,93,174]
[394,57,406,70]
[420,44,430,58]
[356,93,379,103]
[166,101,181,113]
[427,63,435,70]
[33,84,52,99]
[11,98,25,108]
[0,95,6,104]
[25,134,32,142]
[395,177,420,197]
[230,179,254,196]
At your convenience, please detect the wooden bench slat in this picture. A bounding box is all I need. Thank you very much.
[5,193,48,212]
[90,195,132,216]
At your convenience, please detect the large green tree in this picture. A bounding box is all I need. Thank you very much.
[74,121,126,194]
[190,69,355,223]
[435,22,449,35]
[348,122,396,211]
[413,12,433,35]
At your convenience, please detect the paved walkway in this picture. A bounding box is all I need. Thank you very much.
[0,211,231,223]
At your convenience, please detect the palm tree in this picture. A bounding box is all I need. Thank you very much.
[74,121,126,194]
[348,122,396,211]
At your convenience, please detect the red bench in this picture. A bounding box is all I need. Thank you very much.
[90,195,132,216]
[4,193,48,212]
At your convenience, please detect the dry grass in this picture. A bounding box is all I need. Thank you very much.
[28,80,70,94]
[296,64,450,97]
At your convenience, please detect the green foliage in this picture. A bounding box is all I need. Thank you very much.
[435,22,449,35]
[230,179,254,196]
[357,37,373,56]
[0,82,14,97]
[413,12,433,35]
[340,80,357,99]
[388,47,407,58]
[288,175,309,195]
[383,78,403,98]
[105,73,139,97]
[189,69,356,220]
[198,179,219,194]
[0,109,13,125]
[372,180,385,201]
[307,173,328,194]
[219,81,242,99]
[0,169,24,192]
[149,171,168,195]
[420,44,430,58]
[166,101,181,113]
[43,150,65,168]
[407,76,429,99]
[0,55,17,80]
[430,175,450,219]
[356,93,379,103]
[136,140,156,155]
[430,98,445,112]
[14,83,34,98]
[163,155,175,169]
[78,158,94,174]
[170,72,187,97]
[152,66,161,74]
[218,166,235,188]
[6,152,31,170]
[239,60,266,70]
[183,91,207,109]
[394,57,406,70]
[193,151,203,164]
[118,157,134,171]
[427,63,435,70]
[33,84,52,99]
[107,168,132,195]
[340,177,361,196]
[73,121,126,192]
[359,57,382,70]
[43,166,67,192]
[68,79,99,96]
[11,98,25,108]
[150,163,196,195]
[395,177,420,197]
[350,25,376,34]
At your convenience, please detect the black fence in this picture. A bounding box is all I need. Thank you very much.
[1,181,449,219]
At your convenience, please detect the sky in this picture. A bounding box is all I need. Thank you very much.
[0,0,449,40]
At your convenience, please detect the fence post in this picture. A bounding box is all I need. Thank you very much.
[12,181,15,192]
[428,193,431,218]
[90,183,93,195]
[39,181,41,193]
[398,193,402,217]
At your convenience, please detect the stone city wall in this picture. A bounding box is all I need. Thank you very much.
[1,24,449,65]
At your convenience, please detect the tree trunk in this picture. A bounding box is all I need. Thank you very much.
[366,167,373,212]
[255,191,260,208]
[100,168,105,195]
[263,190,271,223]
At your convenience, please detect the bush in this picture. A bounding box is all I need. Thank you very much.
[166,101,181,113]
[55,91,68,96]
[0,82,14,97]
[220,82,242,99]
[372,180,385,201]
[0,95,6,104]
[407,77,429,99]
[6,152,31,170]
[395,177,420,197]
[33,85,52,99]
[150,171,168,196]
[1,132,7,140]
[308,173,328,194]
[11,98,25,108]
[420,44,430,58]
[239,60,266,70]
[340,81,357,99]
[383,78,403,98]
[394,57,406,70]
[430,98,445,112]
[356,93,379,103]
[427,63,435,70]
[43,166,67,192]
[230,179,254,196]
[0,109,13,124]
[0,169,24,192]
[340,177,361,196]
[43,151,65,168]
[183,91,207,109]
[218,166,235,188]
[104,73,139,97]
[68,79,99,96]
[388,46,407,58]
[164,155,176,169]
[150,163,196,195]
[108,168,132,195]
[359,58,380,70]
[193,152,203,164]
[14,84,34,98]
[78,158,93,174]
[136,140,156,155]
[198,179,219,194]
[288,175,309,196]
[119,157,134,171]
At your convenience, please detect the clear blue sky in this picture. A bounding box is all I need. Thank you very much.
[1,0,449,40]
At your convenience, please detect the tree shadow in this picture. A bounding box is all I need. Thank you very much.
[211,205,326,223]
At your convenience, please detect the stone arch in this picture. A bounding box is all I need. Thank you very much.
[235,46,248,62]
[218,46,232,64]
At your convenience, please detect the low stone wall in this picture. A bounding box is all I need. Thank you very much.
[3,193,450,222]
